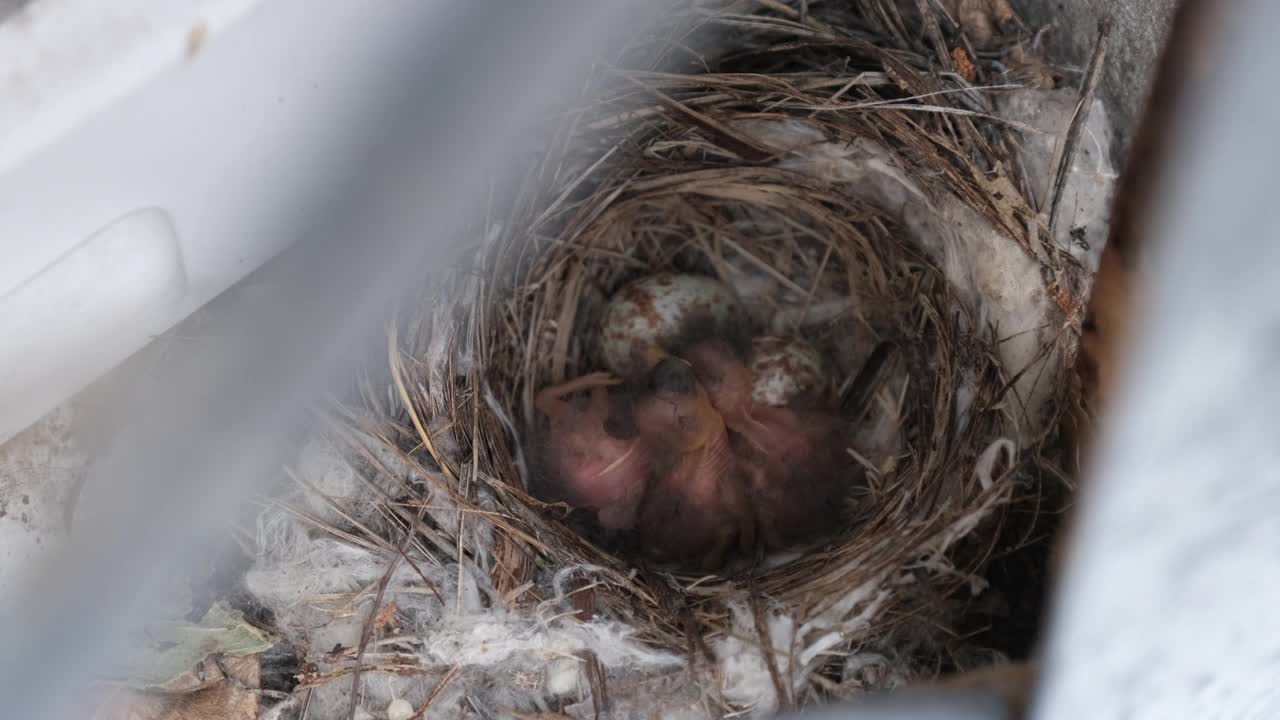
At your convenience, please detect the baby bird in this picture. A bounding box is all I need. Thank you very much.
[531,362,753,570]
[530,372,650,531]
[678,337,854,552]
[631,357,755,571]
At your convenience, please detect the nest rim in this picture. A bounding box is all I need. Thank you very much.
[380,0,1081,691]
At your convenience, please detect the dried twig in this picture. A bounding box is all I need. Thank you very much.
[750,588,792,711]
[1046,19,1112,233]
[406,665,462,720]
[344,503,429,720]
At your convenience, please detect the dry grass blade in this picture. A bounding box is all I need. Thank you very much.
[344,500,430,720]
[1046,19,1112,233]
[624,76,780,162]
[750,589,791,710]
[405,665,462,720]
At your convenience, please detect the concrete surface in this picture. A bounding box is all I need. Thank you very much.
[1017,0,1178,152]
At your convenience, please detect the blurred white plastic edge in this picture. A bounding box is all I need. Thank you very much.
[0,0,448,442]
[0,208,186,443]
[0,0,259,176]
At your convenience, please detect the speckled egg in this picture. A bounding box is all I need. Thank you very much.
[749,336,827,406]
[599,273,742,378]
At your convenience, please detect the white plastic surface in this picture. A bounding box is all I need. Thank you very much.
[0,0,446,441]
[1,208,186,441]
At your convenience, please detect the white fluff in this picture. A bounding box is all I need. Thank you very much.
[418,615,682,670]
[737,93,1116,438]
[246,514,681,718]
[710,578,893,718]
[714,603,796,716]
[295,437,363,524]
[546,657,582,697]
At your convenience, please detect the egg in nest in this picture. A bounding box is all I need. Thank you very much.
[599,273,743,378]
[748,336,827,407]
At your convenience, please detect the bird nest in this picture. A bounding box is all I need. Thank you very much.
[277,2,1098,715]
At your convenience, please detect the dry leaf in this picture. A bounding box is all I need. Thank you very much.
[91,656,260,720]
[951,47,977,82]
[374,600,399,631]
[112,603,274,693]
[977,165,1034,237]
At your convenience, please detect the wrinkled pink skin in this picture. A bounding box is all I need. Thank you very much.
[535,363,758,570]
[682,341,848,551]
[735,404,847,550]
[632,374,755,571]
[534,372,648,530]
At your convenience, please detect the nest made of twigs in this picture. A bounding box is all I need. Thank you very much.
[365,0,1080,701]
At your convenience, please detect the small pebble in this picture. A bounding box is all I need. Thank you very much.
[386,698,414,720]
